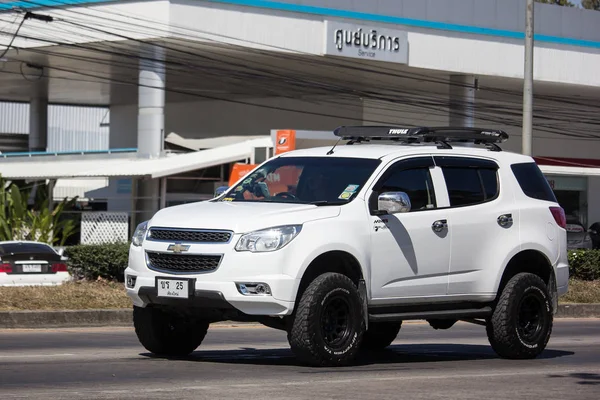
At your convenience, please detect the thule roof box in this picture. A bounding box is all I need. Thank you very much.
[333,126,509,151]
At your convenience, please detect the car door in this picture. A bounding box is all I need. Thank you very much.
[368,156,452,302]
[433,156,520,296]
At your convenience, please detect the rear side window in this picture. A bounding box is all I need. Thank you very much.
[511,163,557,202]
[0,243,56,255]
[441,167,499,207]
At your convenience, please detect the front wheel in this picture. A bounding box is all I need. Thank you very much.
[486,273,553,359]
[133,306,209,356]
[288,273,365,367]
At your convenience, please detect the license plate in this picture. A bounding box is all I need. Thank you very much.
[22,264,42,273]
[157,279,189,299]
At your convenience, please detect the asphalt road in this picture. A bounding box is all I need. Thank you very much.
[1,319,599,399]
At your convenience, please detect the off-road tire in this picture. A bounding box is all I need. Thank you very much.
[133,306,209,356]
[361,322,401,350]
[288,272,365,367]
[486,272,553,359]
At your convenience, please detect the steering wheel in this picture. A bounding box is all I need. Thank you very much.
[273,192,299,200]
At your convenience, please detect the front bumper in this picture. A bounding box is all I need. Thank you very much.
[125,240,297,316]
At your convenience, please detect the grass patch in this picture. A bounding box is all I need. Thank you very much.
[560,279,600,304]
[0,279,598,311]
[0,280,131,311]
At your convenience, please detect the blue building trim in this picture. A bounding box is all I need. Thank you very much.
[1,0,599,49]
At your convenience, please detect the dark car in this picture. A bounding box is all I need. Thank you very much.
[565,217,593,250]
[0,241,70,286]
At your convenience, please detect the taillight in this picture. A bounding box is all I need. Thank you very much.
[0,263,12,273]
[52,263,68,272]
[550,206,566,229]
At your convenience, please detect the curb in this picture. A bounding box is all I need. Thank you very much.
[1,304,599,329]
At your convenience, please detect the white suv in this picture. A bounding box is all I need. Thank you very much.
[125,126,569,367]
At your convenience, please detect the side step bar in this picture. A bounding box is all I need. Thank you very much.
[368,307,492,322]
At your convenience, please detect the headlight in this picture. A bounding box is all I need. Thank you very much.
[132,221,149,247]
[235,225,302,253]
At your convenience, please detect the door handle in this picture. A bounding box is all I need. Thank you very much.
[432,219,448,232]
[497,214,513,227]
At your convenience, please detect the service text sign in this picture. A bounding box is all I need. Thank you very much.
[323,20,408,64]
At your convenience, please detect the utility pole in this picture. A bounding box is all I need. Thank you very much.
[522,0,534,156]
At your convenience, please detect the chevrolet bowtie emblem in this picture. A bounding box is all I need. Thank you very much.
[167,243,190,253]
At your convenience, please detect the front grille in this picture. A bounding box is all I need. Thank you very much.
[146,252,222,273]
[148,228,232,243]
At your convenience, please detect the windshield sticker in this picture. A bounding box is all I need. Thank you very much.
[344,184,360,193]
[338,191,353,200]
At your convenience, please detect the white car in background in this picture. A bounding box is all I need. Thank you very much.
[0,241,70,286]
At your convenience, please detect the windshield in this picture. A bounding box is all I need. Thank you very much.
[221,156,381,204]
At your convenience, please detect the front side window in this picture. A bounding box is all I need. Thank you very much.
[222,156,381,205]
[375,167,437,211]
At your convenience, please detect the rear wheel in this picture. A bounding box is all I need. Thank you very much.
[361,321,401,350]
[288,273,365,367]
[133,306,209,356]
[486,273,553,359]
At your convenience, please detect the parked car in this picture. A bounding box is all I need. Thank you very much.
[587,222,600,250]
[565,217,593,250]
[0,241,70,286]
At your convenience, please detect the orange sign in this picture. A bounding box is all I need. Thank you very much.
[275,130,296,155]
[228,163,257,186]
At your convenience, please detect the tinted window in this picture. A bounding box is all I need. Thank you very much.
[224,157,381,205]
[511,162,557,202]
[377,167,436,210]
[442,168,485,206]
[480,169,499,200]
[0,242,56,255]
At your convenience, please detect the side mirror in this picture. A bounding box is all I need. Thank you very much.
[214,186,229,197]
[378,192,411,214]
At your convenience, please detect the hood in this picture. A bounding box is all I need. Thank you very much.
[148,200,341,233]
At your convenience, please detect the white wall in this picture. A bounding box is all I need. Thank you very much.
[165,96,364,138]
[109,104,137,149]
[588,177,600,225]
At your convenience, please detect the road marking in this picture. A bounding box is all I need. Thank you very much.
[0,353,75,358]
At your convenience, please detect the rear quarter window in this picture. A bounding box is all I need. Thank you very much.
[510,162,557,202]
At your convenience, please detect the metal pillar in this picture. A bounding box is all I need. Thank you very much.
[29,96,48,152]
[449,75,476,128]
[137,45,165,159]
[160,177,167,210]
[522,0,534,156]
[47,179,56,213]
[136,45,166,224]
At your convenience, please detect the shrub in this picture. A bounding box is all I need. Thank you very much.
[568,249,600,281]
[65,242,130,282]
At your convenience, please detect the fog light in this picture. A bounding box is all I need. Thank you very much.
[126,275,137,288]
[236,282,271,296]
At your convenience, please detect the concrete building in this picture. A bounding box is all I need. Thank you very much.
[0,0,599,239]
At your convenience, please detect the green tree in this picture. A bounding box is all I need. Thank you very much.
[581,0,600,10]
[535,0,576,6]
[0,175,78,246]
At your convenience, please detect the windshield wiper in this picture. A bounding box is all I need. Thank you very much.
[310,201,345,206]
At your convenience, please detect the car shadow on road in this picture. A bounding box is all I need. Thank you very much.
[139,343,574,368]
[547,372,600,386]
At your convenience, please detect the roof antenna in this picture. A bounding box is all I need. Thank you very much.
[326,138,342,155]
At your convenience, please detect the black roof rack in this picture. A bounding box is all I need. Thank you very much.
[333,126,509,151]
